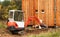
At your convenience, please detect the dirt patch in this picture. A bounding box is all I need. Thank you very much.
[0,28,21,37]
[0,28,59,37]
[0,28,48,37]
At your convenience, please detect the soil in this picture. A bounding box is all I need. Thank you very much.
[0,21,59,37]
[0,28,48,37]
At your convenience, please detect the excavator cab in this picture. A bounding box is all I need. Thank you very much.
[7,10,24,34]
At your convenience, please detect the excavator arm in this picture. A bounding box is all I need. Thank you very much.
[25,16,41,27]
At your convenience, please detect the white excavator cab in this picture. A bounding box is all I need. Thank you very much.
[8,10,24,28]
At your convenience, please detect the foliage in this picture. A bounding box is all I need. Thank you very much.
[1,0,10,6]
[14,0,22,10]
[0,0,22,20]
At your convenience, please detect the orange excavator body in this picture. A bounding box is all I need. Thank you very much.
[7,22,18,28]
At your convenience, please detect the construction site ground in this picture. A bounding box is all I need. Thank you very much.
[0,28,60,37]
[0,21,60,37]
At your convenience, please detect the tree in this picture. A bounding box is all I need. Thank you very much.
[13,0,22,10]
[0,0,22,20]
[1,0,10,6]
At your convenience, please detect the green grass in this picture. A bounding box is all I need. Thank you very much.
[0,22,7,28]
[27,29,60,37]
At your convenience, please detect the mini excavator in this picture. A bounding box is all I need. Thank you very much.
[7,10,46,34]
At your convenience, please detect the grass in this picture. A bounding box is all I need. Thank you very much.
[27,29,60,37]
[0,21,7,28]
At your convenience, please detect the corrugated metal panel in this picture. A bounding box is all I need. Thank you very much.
[56,0,60,26]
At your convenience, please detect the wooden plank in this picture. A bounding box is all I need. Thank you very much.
[38,0,54,26]
[35,0,38,17]
[45,0,49,26]
[35,0,38,25]
[29,0,35,16]
[22,0,26,22]
[56,0,60,26]
[45,0,54,26]
[35,0,38,10]
[38,0,47,25]
[22,0,30,22]
[22,0,35,25]
[48,0,54,26]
